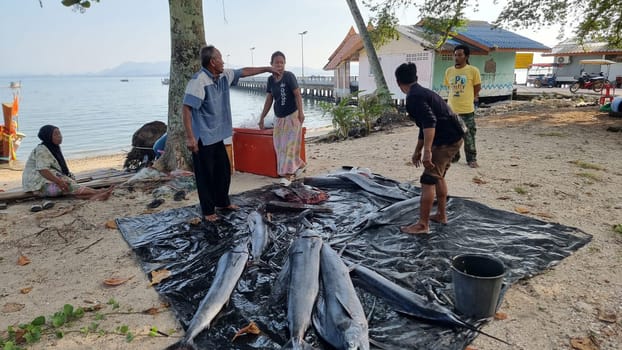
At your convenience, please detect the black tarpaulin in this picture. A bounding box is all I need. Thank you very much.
[116,172,591,349]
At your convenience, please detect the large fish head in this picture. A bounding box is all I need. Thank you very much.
[342,325,369,350]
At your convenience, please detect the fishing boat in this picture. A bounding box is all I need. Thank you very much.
[1,82,25,165]
[120,79,129,82]
[161,78,170,85]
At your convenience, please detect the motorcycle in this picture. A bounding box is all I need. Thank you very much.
[569,71,608,93]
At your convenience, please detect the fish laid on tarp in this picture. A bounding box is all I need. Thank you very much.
[348,262,510,346]
[282,232,323,349]
[266,200,332,214]
[334,172,409,201]
[313,244,369,350]
[165,241,249,350]
[247,210,269,261]
[303,176,361,190]
[354,196,421,231]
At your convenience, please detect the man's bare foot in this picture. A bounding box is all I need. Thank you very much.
[430,214,447,224]
[204,213,219,222]
[400,223,429,234]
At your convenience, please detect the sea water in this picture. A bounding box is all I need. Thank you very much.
[3,76,332,160]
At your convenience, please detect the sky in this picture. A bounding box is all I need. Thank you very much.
[0,0,563,76]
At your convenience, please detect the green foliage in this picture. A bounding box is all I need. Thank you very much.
[117,325,129,334]
[356,88,395,134]
[107,298,120,310]
[321,89,395,140]
[576,172,601,182]
[368,7,400,47]
[364,0,469,49]
[320,96,360,139]
[419,17,467,50]
[0,301,159,347]
[148,326,159,337]
[569,160,605,171]
[613,224,622,234]
[2,341,18,350]
[365,0,622,49]
[61,0,98,10]
[497,0,622,47]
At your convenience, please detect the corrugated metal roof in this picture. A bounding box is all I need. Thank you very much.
[324,21,551,71]
[454,21,550,52]
[542,38,622,56]
[323,27,363,71]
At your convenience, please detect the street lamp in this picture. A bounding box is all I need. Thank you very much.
[250,47,255,66]
[226,54,230,65]
[298,30,307,78]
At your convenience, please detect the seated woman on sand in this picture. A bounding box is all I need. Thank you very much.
[22,125,113,208]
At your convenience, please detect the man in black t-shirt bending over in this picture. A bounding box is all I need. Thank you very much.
[395,62,465,234]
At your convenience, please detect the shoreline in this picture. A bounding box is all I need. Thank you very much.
[1,126,334,192]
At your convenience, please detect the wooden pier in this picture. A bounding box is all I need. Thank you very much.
[234,76,358,101]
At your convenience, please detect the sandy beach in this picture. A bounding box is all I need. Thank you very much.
[1,100,621,349]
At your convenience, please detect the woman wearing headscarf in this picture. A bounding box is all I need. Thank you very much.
[22,125,113,202]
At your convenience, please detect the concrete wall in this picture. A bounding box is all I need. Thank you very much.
[358,33,433,100]
[434,51,516,98]
[358,34,521,98]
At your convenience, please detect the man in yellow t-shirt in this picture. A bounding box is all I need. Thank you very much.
[444,44,481,168]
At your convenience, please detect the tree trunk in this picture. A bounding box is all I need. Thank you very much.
[155,0,206,172]
[345,0,389,94]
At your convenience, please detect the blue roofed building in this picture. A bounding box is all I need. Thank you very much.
[324,20,551,100]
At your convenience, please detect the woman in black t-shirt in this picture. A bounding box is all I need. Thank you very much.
[258,51,306,183]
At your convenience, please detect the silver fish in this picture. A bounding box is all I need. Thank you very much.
[335,172,409,201]
[354,196,421,231]
[282,231,323,349]
[313,243,369,350]
[247,210,269,261]
[348,262,511,346]
[165,241,249,350]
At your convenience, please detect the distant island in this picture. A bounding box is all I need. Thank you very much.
[0,61,331,78]
[95,61,329,77]
[96,61,170,77]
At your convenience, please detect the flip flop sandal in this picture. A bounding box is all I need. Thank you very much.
[42,201,55,210]
[30,204,43,212]
[147,198,165,209]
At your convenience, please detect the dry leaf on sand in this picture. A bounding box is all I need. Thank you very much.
[515,206,530,214]
[472,177,487,184]
[494,312,508,320]
[105,220,118,229]
[103,276,133,287]
[148,269,171,287]
[143,303,169,315]
[17,255,31,266]
[570,336,599,350]
[232,321,261,342]
[596,308,617,323]
[2,302,25,313]
[20,287,33,294]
